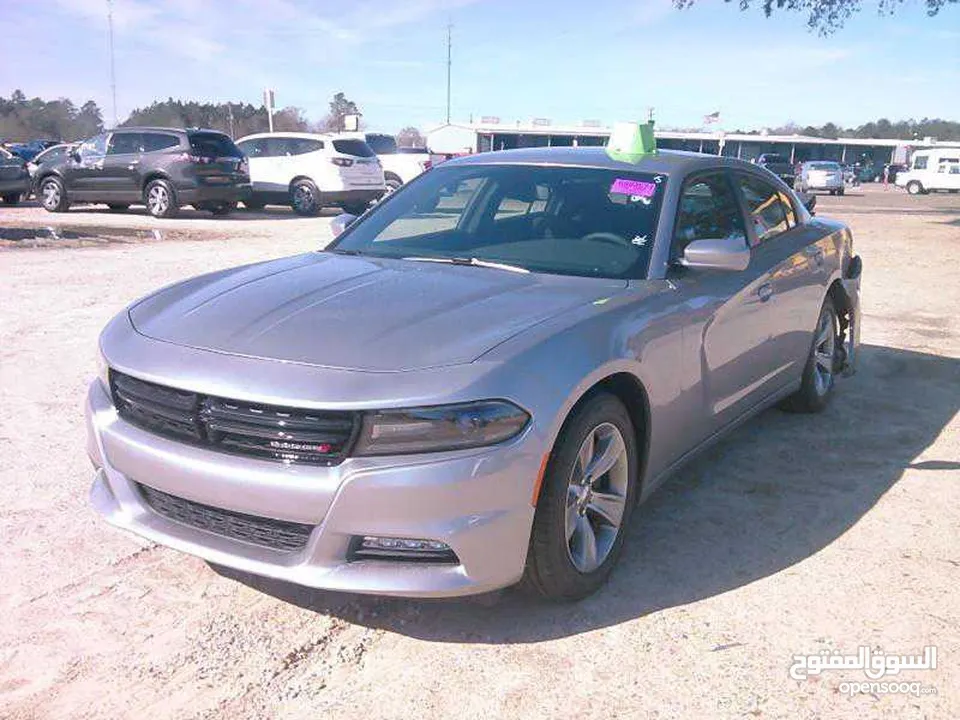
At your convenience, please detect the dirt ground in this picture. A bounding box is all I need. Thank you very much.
[1,185,958,719]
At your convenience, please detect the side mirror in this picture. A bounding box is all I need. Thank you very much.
[800,192,816,215]
[680,235,750,272]
[331,213,358,238]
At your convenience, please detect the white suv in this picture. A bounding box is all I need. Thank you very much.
[362,133,433,195]
[235,132,385,215]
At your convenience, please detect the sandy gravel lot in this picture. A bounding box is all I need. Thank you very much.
[1,185,958,719]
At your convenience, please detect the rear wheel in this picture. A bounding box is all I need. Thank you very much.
[144,179,179,218]
[780,296,838,414]
[290,179,320,216]
[906,180,924,195]
[521,392,638,601]
[2,193,21,205]
[39,176,69,212]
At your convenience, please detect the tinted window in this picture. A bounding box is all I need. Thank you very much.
[673,174,746,257]
[107,133,142,155]
[237,138,268,157]
[737,175,795,243]
[274,138,324,156]
[914,156,928,170]
[143,133,180,152]
[937,157,959,174]
[79,133,107,159]
[809,162,839,171]
[36,146,68,164]
[188,132,241,158]
[332,139,375,157]
[333,165,667,279]
[365,134,398,154]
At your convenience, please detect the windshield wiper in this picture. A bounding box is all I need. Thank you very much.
[327,248,365,256]
[402,256,530,274]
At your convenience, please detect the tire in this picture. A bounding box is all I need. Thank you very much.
[780,296,839,414]
[39,176,69,213]
[107,204,129,211]
[2,193,21,205]
[209,202,235,216]
[342,203,369,216]
[144,178,179,218]
[290,179,320,216]
[837,187,845,196]
[521,392,639,601]
[906,181,923,196]
[383,174,402,196]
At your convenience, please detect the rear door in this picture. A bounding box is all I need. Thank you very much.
[101,132,143,201]
[668,171,783,439]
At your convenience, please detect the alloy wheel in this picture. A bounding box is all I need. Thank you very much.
[42,181,60,210]
[812,309,836,397]
[148,185,169,215]
[293,184,316,213]
[564,422,629,573]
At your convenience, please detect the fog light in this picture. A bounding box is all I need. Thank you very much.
[350,536,458,563]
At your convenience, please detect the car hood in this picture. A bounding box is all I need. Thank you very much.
[129,253,628,372]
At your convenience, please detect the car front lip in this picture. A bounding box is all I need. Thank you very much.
[86,378,541,597]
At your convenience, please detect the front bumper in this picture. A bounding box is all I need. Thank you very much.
[86,379,538,597]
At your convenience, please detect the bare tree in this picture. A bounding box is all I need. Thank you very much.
[396,126,426,147]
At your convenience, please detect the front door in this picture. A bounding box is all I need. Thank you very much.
[101,132,144,202]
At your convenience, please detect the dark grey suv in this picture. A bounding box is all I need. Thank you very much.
[35,127,250,218]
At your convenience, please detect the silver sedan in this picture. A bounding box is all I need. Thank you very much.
[87,146,862,600]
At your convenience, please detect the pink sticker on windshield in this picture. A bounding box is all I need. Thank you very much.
[610,178,657,197]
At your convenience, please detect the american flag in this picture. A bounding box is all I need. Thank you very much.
[703,111,720,124]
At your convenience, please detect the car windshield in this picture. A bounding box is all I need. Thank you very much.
[332,164,667,279]
[189,132,241,158]
[809,162,839,170]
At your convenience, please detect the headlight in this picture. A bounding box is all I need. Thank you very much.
[96,349,110,390]
[354,400,530,456]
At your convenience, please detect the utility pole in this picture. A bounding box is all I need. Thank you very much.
[446,23,452,125]
[107,0,118,126]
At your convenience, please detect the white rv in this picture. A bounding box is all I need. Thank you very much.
[896,148,960,195]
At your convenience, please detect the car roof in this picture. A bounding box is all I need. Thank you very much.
[442,146,760,175]
[237,131,335,142]
[110,127,230,135]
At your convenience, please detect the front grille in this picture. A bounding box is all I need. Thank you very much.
[111,371,359,466]
[138,483,313,552]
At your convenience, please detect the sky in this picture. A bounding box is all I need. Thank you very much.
[1,0,958,133]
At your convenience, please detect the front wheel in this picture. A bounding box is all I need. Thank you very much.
[521,392,638,601]
[39,176,69,212]
[144,179,179,218]
[906,180,924,196]
[780,297,838,414]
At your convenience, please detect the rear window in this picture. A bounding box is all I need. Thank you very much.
[809,162,839,170]
[332,139,375,158]
[189,132,241,158]
[365,134,398,154]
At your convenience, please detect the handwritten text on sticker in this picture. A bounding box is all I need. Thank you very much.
[610,178,657,197]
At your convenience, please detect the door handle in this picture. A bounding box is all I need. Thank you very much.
[757,283,774,302]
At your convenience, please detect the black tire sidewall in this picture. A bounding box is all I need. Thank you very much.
[291,180,320,216]
[523,392,639,601]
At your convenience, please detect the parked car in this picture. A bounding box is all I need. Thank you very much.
[27,143,75,178]
[756,152,796,187]
[236,132,385,215]
[0,146,30,204]
[896,150,960,194]
[797,161,845,195]
[34,128,249,217]
[363,133,433,195]
[87,140,861,601]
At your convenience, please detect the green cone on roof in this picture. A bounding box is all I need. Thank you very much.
[606,121,657,162]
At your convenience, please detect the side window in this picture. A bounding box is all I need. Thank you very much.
[937,157,959,174]
[78,133,107,159]
[237,139,267,157]
[264,137,292,157]
[913,156,928,170]
[107,133,143,155]
[736,175,795,243]
[142,133,180,152]
[288,138,323,155]
[673,174,746,256]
